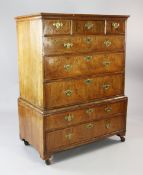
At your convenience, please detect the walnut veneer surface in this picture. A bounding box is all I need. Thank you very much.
[16,13,129,164]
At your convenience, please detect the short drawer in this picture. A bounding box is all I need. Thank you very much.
[45,98,127,131]
[45,74,124,109]
[73,20,105,34]
[44,53,124,80]
[43,35,125,55]
[46,115,125,151]
[43,20,71,35]
[106,20,125,34]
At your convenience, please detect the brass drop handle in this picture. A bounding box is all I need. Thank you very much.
[103,60,111,67]
[105,106,112,113]
[64,64,72,71]
[102,84,111,90]
[105,121,111,129]
[64,114,74,122]
[65,133,73,140]
[104,40,112,47]
[53,21,63,29]
[84,22,94,30]
[64,43,73,49]
[112,22,120,29]
[84,79,93,85]
[86,108,94,115]
[86,123,94,129]
[64,89,73,96]
[84,55,92,61]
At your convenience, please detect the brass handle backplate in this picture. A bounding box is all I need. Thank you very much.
[64,64,72,71]
[105,121,111,129]
[112,22,120,29]
[84,22,94,30]
[84,55,92,61]
[64,89,73,96]
[102,84,111,90]
[53,21,63,29]
[65,133,73,140]
[103,60,111,67]
[86,123,94,129]
[104,40,112,47]
[64,114,74,122]
[84,79,93,85]
[64,43,73,49]
[105,106,112,113]
[86,108,94,115]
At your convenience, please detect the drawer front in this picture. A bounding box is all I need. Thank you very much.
[43,20,71,35]
[45,74,124,108]
[44,53,124,80]
[46,115,125,151]
[43,35,125,55]
[73,20,105,34]
[106,20,125,34]
[45,99,127,131]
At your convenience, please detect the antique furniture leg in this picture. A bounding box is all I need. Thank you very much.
[22,139,30,146]
[117,134,125,142]
[45,155,54,165]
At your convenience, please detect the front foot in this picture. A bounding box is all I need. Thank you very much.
[23,139,30,146]
[45,155,53,165]
[120,136,125,142]
[117,134,125,142]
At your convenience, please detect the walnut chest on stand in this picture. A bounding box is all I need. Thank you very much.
[16,13,129,165]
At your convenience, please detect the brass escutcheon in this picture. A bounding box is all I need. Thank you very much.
[112,22,120,29]
[84,22,94,30]
[102,83,111,90]
[104,106,112,113]
[65,133,73,140]
[64,114,74,122]
[103,60,111,67]
[85,37,92,44]
[53,21,63,29]
[105,121,111,129]
[104,40,112,47]
[86,123,94,129]
[64,42,73,49]
[84,79,93,85]
[64,64,72,71]
[86,108,94,114]
[84,55,93,61]
[64,89,73,96]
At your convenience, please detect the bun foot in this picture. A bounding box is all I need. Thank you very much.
[117,134,125,142]
[23,139,30,146]
[120,136,125,142]
[45,155,53,165]
[45,159,51,165]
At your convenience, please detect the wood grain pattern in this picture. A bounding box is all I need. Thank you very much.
[43,35,125,56]
[45,73,124,109]
[16,13,129,163]
[16,19,44,108]
[18,99,45,159]
[106,20,125,34]
[45,99,127,131]
[46,115,125,152]
[43,19,71,35]
[73,20,105,34]
[44,53,124,80]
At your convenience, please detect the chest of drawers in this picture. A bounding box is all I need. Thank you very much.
[16,13,129,165]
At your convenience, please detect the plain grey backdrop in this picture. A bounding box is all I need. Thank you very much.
[0,0,143,175]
